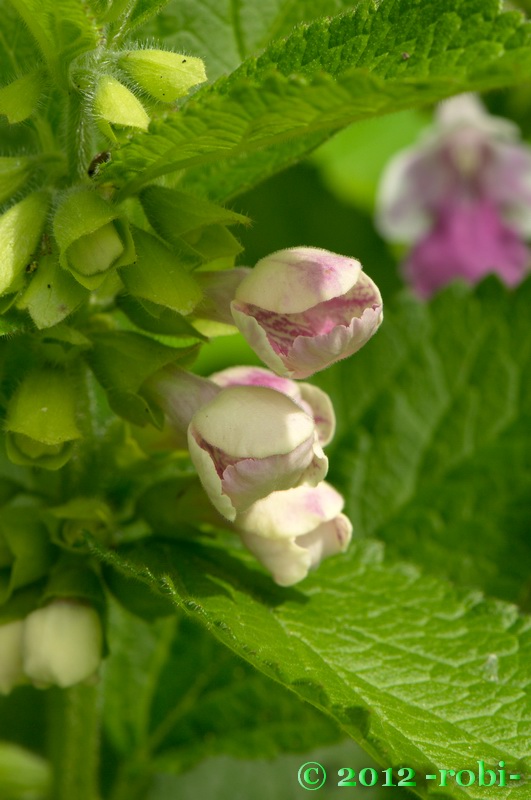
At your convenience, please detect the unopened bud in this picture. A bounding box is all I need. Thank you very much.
[5,368,82,470]
[22,600,102,688]
[119,49,206,102]
[53,189,135,288]
[94,75,149,132]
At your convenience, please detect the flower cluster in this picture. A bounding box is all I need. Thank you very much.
[148,247,382,585]
[377,94,531,297]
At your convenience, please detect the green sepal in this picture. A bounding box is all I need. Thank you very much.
[140,186,249,245]
[117,294,207,340]
[84,330,197,427]
[43,498,113,552]
[119,49,207,103]
[0,156,33,204]
[53,190,136,289]
[18,254,89,329]
[5,368,82,470]
[0,71,44,123]
[136,477,223,536]
[0,506,56,604]
[0,192,50,296]
[182,223,243,269]
[94,75,149,134]
[121,227,202,314]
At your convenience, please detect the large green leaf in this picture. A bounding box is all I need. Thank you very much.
[94,536,531,800]
[103,599,341,791]
[316,278,531,606]
[103,0,531,198]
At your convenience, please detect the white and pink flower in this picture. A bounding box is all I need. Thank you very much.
[236,482,352,586]
[187,385,328,521]
[230,247,383,379]
[377,94,531,297]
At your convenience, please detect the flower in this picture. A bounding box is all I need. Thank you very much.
[377,93,531,298]
[0,620,25,695]
[187,385,328,521]
[236,482,352,586]
[209,365,335,446]
[22,600,103,689]
[230,247,383,379]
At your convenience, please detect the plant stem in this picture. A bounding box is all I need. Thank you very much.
[48,683,101,800]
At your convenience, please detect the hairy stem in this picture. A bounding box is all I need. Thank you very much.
[48,683,101,800]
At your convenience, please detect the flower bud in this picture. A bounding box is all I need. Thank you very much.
[5,368,81,470]
[119,49,206,102]
[0,71,43,123]
[231,247,383,379]
[0,192,50,296]
[188,385,328,521]
[94,75,150,134]
[53,189,135,288]
[0,620,24,694]
[210,365,335,446]
[0,156,33,204]
[22,600,102,688]
[237,482,352,586]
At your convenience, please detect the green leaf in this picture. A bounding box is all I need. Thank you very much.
[141,0,359,82]
[102,599,341,785]
[93,536,531,800]
[315,278,531,605]
[103,1,531,198]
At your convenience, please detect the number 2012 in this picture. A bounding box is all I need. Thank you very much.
[337,767,416,787]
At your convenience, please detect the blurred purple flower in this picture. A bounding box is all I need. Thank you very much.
[377,94,531,298]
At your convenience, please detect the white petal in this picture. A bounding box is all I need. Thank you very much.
[236,481,344,539]
[298,383,336,446]
[235,248,361,313]
[240,532,312,586]
[23,602,102,689]
[190,386,314,459]
[187,428,237,520]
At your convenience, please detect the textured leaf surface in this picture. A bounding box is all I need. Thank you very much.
[316,278,531,606]
[104,0,531,198]
[94,536,531,800]
[103,600,340,780]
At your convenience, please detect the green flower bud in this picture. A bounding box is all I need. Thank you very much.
[0,507,55,604]
[22,599,103,688]
[53,189,135,289]
[94,75,149,133]
[119,49,206,102]
[0,71,43,123]
[0,192,50,296]
[0,156,33,205]
[5,368,82,470]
